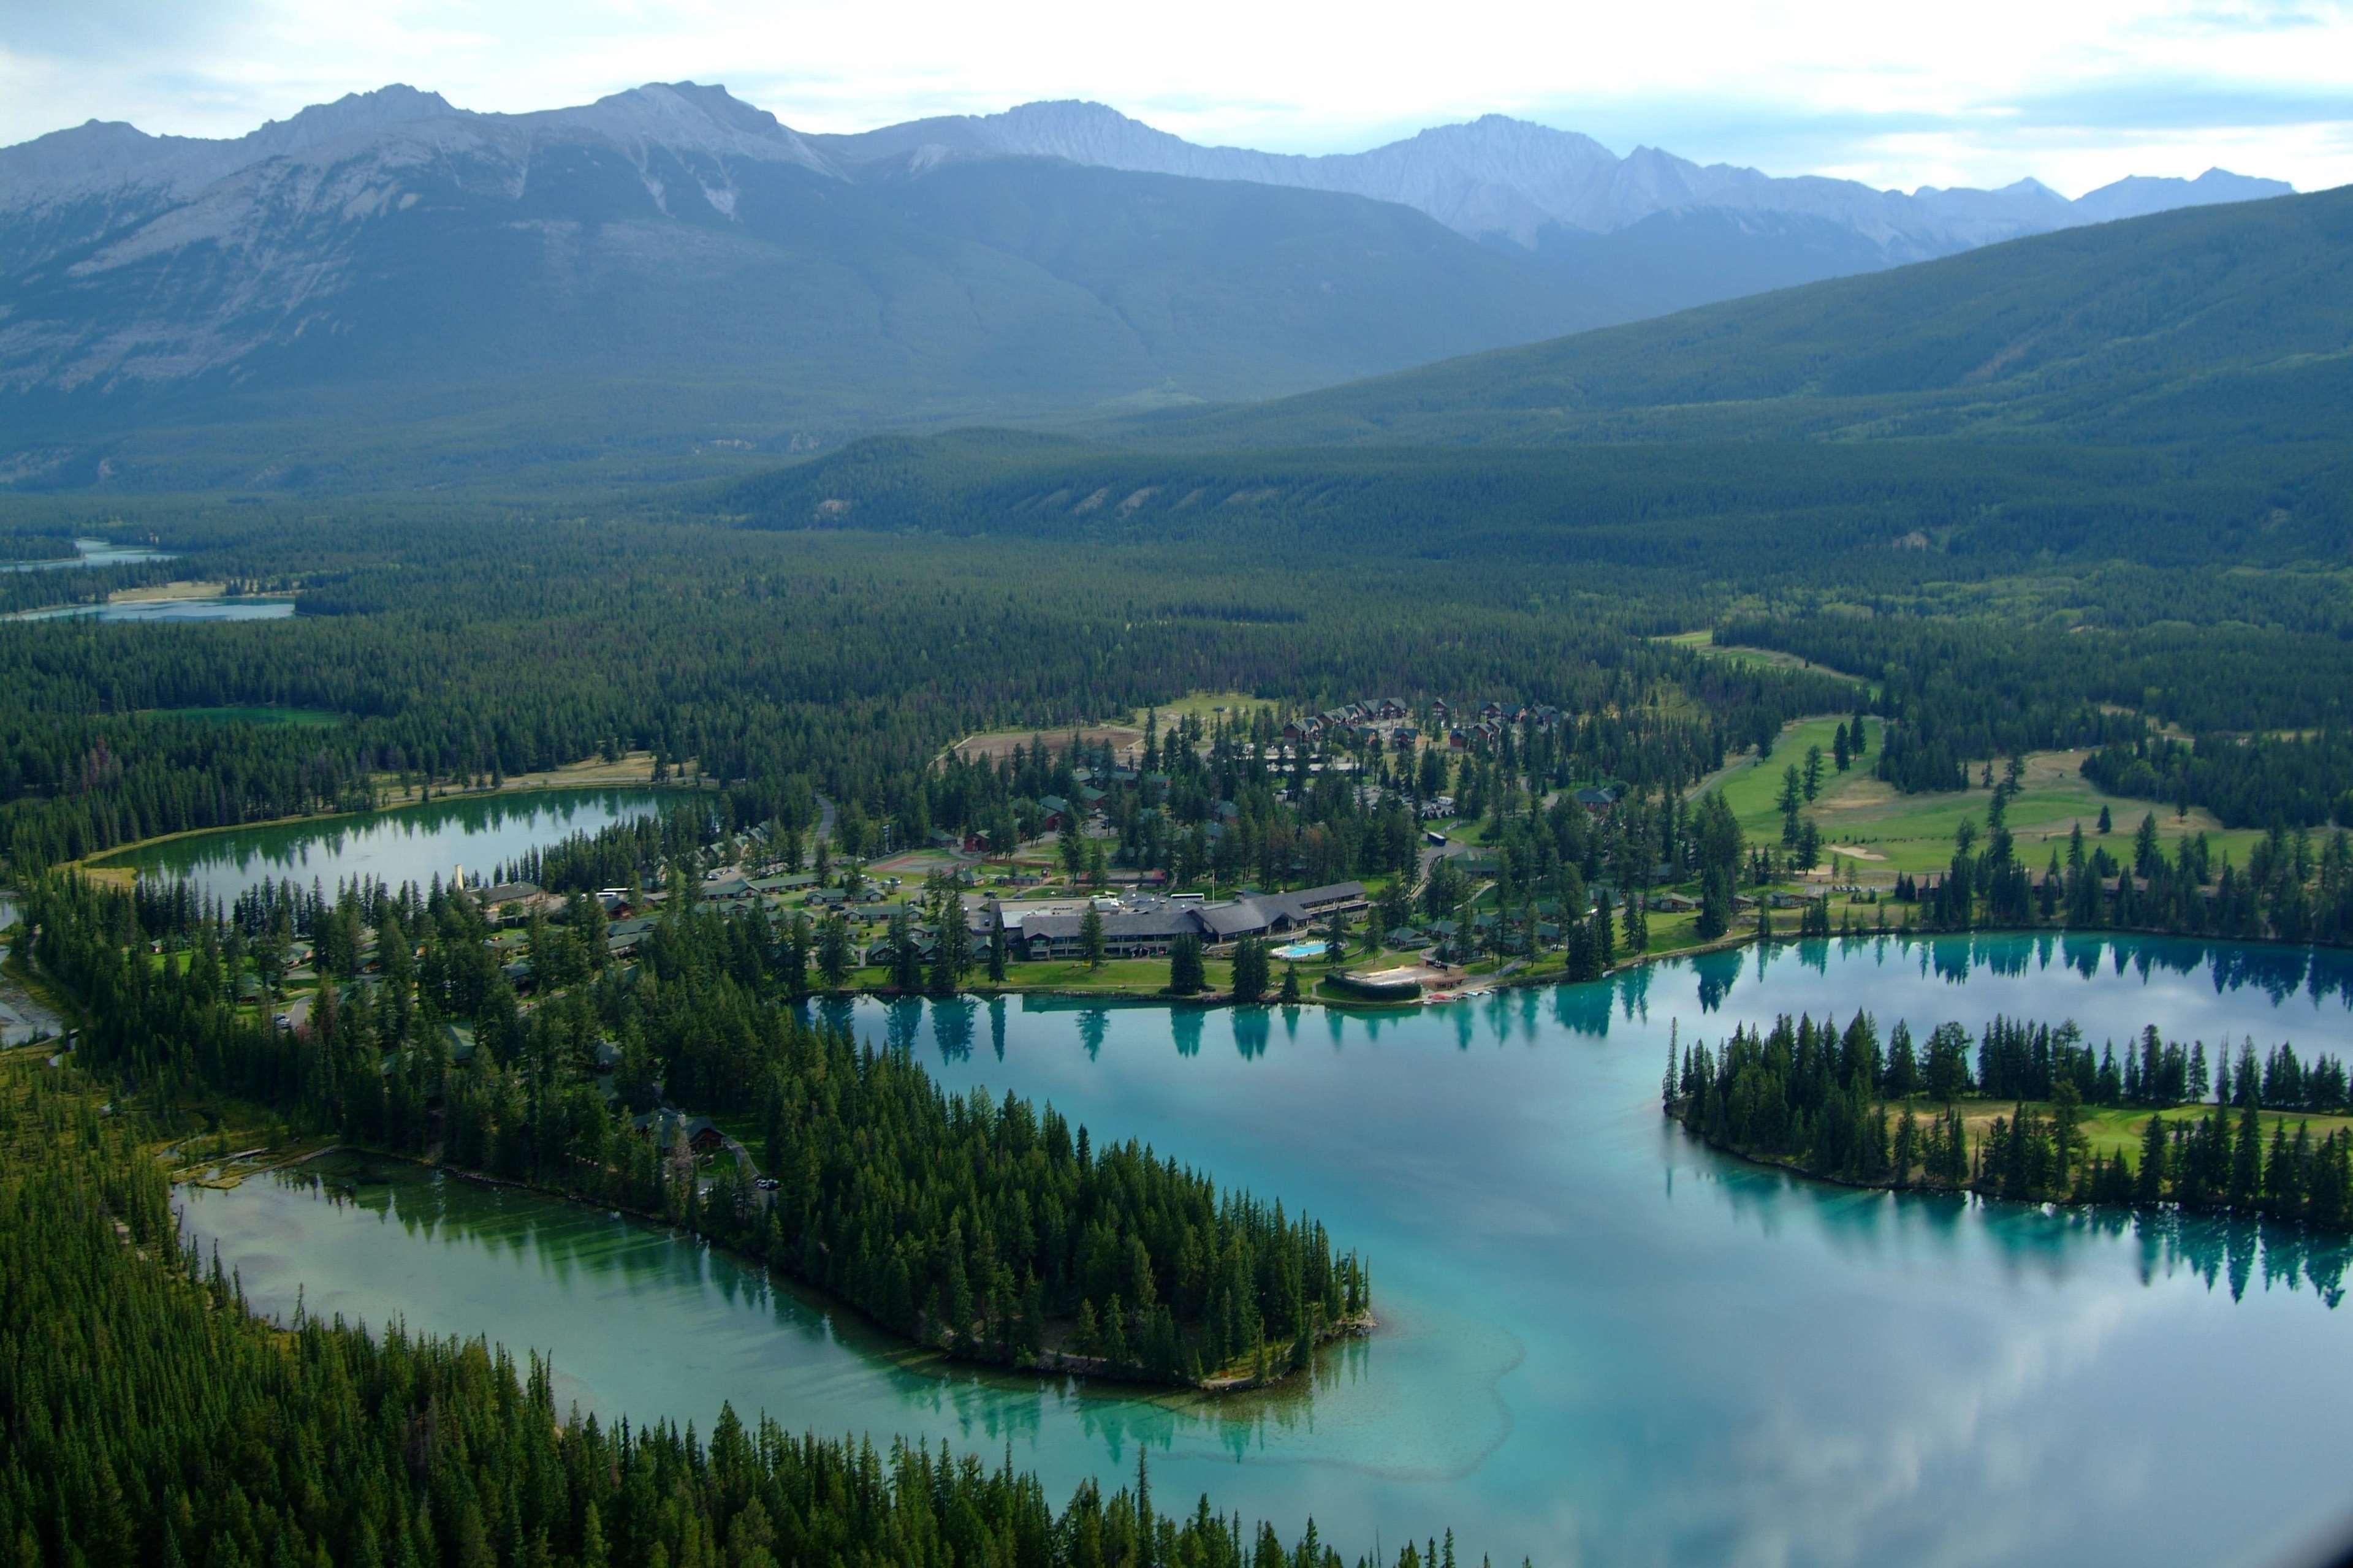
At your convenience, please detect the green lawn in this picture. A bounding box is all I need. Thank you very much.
[830,956,1237,994]
[1937,1100,2353,1162]
[1639,909,1721,956]
[1804,752,2264,878]
[1713,716,1881,831]
[1703,721,2263,881]
[1133,690,1275,727]
[1660,631,1871,686]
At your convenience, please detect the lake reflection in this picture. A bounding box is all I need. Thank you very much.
[104,787,667,904]
[6,596,295,623]
[181,934,2353,1567]
[0,537,173,572]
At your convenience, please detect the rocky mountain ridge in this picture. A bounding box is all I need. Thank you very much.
[805,97,2290,254]
[8,84,2291,258]
[0,83,2301,489]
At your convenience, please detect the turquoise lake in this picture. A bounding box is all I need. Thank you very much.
[178,934,2353,1567]
[105,787,666,904]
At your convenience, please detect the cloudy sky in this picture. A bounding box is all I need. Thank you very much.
[4,0,2348,195]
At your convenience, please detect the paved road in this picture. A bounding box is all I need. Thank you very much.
[1412,831,1475,896]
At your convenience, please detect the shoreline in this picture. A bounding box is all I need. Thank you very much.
[67,775,686,879]
[1663,1104,2353,1237]
[203,1141,1371,1398]
[884,917,2344,1013]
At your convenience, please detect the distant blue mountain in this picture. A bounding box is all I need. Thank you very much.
[0,84,2295,488]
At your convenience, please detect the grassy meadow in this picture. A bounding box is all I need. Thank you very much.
[1703,718,2265,881]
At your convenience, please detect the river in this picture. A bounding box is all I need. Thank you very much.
[97,787,667,905]
[177,933,2353,1567]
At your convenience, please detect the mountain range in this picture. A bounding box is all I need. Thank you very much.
[807,100,2288,256]
[1104,182,2353,453]
[727,184,2353,576]
[0,82,2297,488]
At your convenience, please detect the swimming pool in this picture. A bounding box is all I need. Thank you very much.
[1269,938,1335,960]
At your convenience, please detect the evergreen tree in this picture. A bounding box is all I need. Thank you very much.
[1231,936,1269,1001]
[1167,934,1206,996]
[889,906,923,991]
[817,912,853,989]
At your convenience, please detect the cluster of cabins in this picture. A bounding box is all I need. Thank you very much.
[1431,699,1569,753]
[1283,697,1420,752]
[1281,697,1571,756]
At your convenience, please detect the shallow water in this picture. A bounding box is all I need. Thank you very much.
[0,890,59,1045]
[104,787,667,904]
[0,537,173,572]
[6,596,295,623]
[180,933,2353,1567]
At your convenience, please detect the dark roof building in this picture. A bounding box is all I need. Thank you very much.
[1016,904,1203,960]
[1193,882,1368,941]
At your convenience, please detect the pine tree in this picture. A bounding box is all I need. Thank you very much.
[1167,934,1206,996]
[816,913,852,989]
[889,907,922,992]
[1231,936,1268,1001]
[2232,1098,2264,1207]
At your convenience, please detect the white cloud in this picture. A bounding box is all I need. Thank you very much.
[2,0,2347,194]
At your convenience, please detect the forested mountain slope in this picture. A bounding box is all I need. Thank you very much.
[720,427,2346,584]
[728,189,2353,568]
[1106,183,2352,452]
[0,83,2298,490]
[0,86,1605,489]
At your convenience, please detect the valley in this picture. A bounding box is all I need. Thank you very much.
[3,48,2351,1568]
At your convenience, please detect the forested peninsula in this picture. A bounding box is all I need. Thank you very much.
[1666,1011,2353,1233]
[20,872,1369,1392]
[0,1058,1455,1568]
